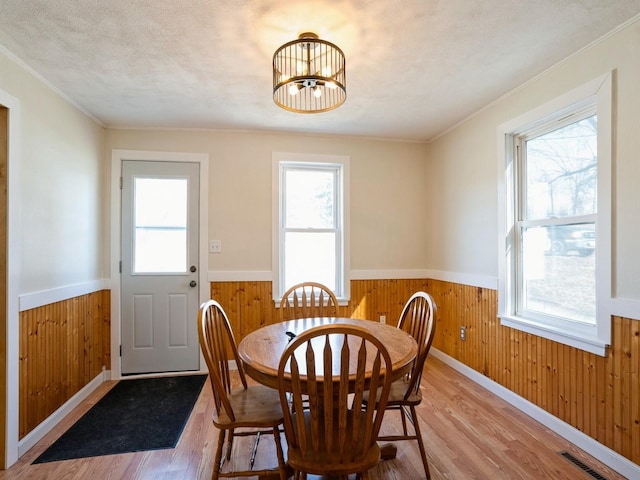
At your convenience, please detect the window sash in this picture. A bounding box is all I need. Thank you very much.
[514,111,598,326]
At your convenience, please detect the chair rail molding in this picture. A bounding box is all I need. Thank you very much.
[18,279,110,311]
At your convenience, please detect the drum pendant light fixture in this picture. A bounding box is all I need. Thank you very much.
[273,32,346,113]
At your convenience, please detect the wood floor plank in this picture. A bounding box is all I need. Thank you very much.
[0,357,627,480]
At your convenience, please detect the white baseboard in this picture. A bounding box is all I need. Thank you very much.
[430,348,640,479]
[18,369,108,457]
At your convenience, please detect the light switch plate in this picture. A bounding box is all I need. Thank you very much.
[209,240,222,253]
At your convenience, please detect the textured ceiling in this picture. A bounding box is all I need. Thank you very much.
[1,1,639,142]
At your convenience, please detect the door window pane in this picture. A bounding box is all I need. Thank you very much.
[134,177,188,273]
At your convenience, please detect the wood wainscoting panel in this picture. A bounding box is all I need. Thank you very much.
[209,279,431,346]
[210,281,276,339]
[347,278,431,322]
[19,290,110,439]
[427,279,639,467]
[209,278,639,467]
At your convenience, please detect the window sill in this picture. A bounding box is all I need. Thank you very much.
[499,314,609,356]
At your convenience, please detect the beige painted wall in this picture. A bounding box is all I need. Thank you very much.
[427,19,640,301]
[0,51,105,294]
[105,129,430,274]
[7,15,637,299]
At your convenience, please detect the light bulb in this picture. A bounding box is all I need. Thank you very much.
[288,84,299,96]
[313,87,322,98]
[326,81,337,89]
[296,61,308,75]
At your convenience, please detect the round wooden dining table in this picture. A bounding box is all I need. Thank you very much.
[237,317,418,391]
[237,317,418,462]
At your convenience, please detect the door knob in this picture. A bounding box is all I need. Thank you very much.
[189,280,197,288]
[190,265,197,272]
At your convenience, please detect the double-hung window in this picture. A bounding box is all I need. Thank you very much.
[272,152,350,302]
[498,73,612,356]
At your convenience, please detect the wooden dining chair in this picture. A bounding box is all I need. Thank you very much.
[197,299,288,480]
[277,324,393,480]
[363,291,437,479]
[279,281,339,321]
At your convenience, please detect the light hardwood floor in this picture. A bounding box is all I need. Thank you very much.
[0,357,627,480]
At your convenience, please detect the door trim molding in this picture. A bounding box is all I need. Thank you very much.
[110,150,209,380]
[1,88,21,468]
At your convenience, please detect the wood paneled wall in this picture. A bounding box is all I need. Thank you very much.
[210,279,640,466]
[19,290,110,439]
[210,279,431,339]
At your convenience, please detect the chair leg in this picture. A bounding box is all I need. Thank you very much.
[272,426,288,480]
[400,405,409,436]
[409,405,431,480]
[225,428,234,460]
[212,428,226,480]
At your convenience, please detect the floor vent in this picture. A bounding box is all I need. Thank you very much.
[559,451,608,480]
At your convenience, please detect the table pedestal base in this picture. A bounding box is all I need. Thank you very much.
[258,444,398,479]
[380,442,398,460]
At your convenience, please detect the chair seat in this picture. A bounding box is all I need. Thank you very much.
[212,384,284,429]
[388,378,422,405]
[363,378,422,406]
[286,410,382,476]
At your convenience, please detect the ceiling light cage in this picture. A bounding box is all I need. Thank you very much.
[273,32,346,113]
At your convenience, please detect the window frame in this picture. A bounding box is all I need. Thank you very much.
[497,73,613,356]
[272,152,350,304]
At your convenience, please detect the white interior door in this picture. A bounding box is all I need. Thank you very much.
[120,160,200,375]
